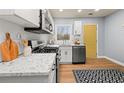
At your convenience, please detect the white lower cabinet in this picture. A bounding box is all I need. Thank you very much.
[60,46,72,64]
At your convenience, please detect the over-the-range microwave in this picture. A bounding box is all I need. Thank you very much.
[42,9,53,32]
[24,9,53,34]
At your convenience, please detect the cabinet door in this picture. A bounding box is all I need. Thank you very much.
[60,49,72,63]
[14,9,40,27]
[74,21,82,35]
[0,9,40,27]
[60,49,66,63]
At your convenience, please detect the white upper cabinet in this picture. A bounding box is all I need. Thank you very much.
[74,21,82,35]
[0,9,40,27]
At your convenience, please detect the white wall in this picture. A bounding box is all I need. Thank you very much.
[54,17,105,56]
[104,10,124,63]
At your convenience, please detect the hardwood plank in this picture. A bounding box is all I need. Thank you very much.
[59,58,124,83]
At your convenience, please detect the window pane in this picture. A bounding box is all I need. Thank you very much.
[56,25,72,40]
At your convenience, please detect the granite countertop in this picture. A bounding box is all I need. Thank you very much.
[0,53,56,77]
[46,44,59,47]
[60,44,85,47]
[43,44,84,47]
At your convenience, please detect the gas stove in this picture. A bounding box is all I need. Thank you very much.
[32,46,59,53]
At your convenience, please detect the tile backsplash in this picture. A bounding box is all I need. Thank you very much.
[0,33,4,62]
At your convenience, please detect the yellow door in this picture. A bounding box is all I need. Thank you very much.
[83,24,97,58]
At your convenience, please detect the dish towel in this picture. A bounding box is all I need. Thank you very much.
[0,40,19,62]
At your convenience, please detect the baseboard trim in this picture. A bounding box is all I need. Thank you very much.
[97,56,105,58]
[104,56,124,67]
[60,56,124,67]
[97,56,124,67]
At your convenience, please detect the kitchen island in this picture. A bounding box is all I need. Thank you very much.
[0,53,56,83]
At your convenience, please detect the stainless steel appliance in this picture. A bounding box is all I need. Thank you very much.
[72,46,86,64]
[24,9,54,34]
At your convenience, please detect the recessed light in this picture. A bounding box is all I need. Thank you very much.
[78,9,82,13]
[94,9,100,11]
[59,9,63,12]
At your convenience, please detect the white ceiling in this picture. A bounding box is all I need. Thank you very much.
[50,9,118,18]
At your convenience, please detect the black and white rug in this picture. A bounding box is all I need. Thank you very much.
[73,69,124,83]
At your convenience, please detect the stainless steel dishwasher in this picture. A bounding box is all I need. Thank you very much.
[72,46,86,64]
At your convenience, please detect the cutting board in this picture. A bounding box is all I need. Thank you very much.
[0,32,23,62]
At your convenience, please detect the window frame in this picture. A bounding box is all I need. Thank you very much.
[55,24,73,44]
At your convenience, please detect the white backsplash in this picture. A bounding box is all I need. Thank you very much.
[0,51,1,62]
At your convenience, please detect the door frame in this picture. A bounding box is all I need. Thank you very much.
[83,24,98,58]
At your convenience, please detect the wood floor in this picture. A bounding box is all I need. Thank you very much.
[59,58,124,83]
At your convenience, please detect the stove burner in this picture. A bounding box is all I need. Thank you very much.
[32,46,59,53]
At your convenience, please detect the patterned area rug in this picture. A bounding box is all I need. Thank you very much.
[73,69,124,83]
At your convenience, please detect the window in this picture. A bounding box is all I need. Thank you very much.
[56,24,72,40]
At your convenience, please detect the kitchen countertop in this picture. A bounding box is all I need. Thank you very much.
[0,53,56,77]
[36,44,84,48]
[46,44,59,47]
[60,44,85,47]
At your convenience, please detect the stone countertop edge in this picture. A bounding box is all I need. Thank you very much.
[0,53,56,77]
[60,44,85,47]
